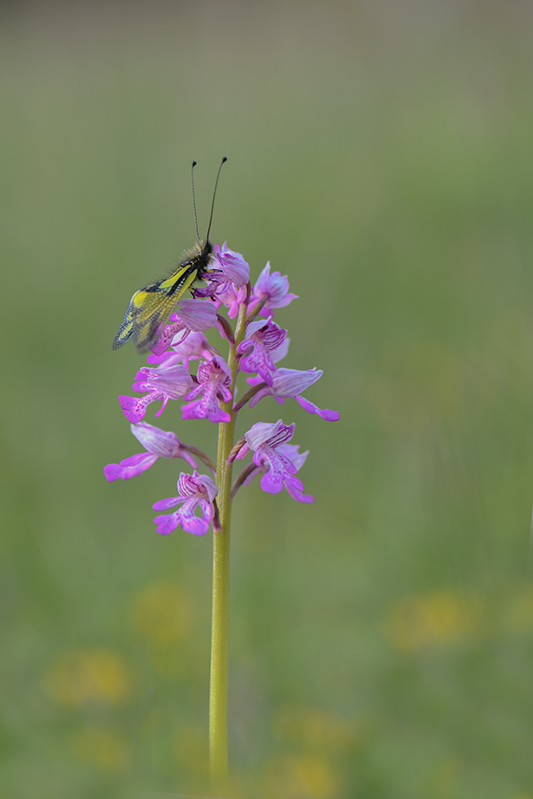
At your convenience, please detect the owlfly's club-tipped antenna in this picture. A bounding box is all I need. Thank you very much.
[191,160,200,242]
[191,158,227,243]
[205,157,227,242]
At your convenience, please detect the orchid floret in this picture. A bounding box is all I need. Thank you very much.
[153,471,218,536]
[212,243,250,288]
[104,422,198,482]
[182,355,233,423]
[248,261,298,316]
[236,320,287,387]
[237,420,313,503]
[149,300,217,356]
[247,367,340,421]
[216,283,248,319]
[119,363,193,423]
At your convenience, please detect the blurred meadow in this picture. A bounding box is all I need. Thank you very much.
[2,0,533,796]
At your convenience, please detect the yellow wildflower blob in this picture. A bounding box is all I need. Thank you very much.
[131,581,194,644]
[263,754,339,799]
[43,648,131,707]
[71,725,129,771]
[383,590,483,652]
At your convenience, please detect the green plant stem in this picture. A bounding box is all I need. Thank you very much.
[209,296,249,789]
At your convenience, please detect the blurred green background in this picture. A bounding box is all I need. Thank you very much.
[2,1,533,797]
